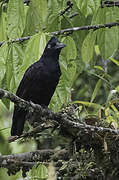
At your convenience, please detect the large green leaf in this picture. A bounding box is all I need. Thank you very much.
[24,0,47,35]
[47,0,59,18]
[93,8,119,59]
[0,43,9,108]
[61,36,77,60]
[75,0,100,17]
[97,28,118,60]
[81,30,97,63]
[61,16,73,31]
[0,43,23,108]
[6,43,24,92]
[92,6,119,25]
[72,100,102,109]
[47,15,61,32]
[6,45,14,90]
[46,0,60,32]
[18,32,46,80]
[109,57,119,67]
[50,37,77,112]
[50,60,76,112]
[7,0,25,39]
[0,9,7,41]
[0,43,7,84]
[90,79,102,103]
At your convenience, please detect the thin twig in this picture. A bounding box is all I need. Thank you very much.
[69,12,79,19]
[60,1,73,16]
[8,124,53,143]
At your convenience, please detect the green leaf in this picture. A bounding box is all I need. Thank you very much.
[47,0,59,20]
[7,0,25,38]
[94,66,104,72]
[0,10,7,41]
[97,28,118,60]
[24,0,47,35]
[6,45,14,90]
[62,36,77,60]
[109,57,119,67]
[93,8,119,59]
[106,91,118,106]
[50,62,76,112]
[47,15,61,32]
[49,37,77,112]
[6,43,24,92]
[19,32,46,79]
[46,0,61,32]
[72,100,102,109]
[31,164,47,180]
[0,43,10,109]
[94,45,100,55]
[81,31,96,63]
[92,6,119,25]
[75,0,100,17]
[90,79,102,103]
[105,107,115,123]
[61,16,73,30]
[50,58,76,112]
[37,164,47,179]
[1,75,10,109]
[0,43,7,84]
[116,85,119,92]
[59,162,68,171]
[0,42,10,108]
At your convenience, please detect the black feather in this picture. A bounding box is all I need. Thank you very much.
[11,36,66,136]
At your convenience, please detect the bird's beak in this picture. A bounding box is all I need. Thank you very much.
[55,42,66,49]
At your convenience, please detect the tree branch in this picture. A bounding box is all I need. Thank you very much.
[0,88,119,143]
[0,36,31,47]
[0,22,119,47]
[5,0,30,5]
[0,149,57,163]
[8,124,53,143]
[103,1,119,7]
[51,22,119,35]
[0,149,68,176]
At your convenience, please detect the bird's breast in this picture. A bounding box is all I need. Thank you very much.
[43,69,61,84]
[30,67,61,105]
[41,62,61,83]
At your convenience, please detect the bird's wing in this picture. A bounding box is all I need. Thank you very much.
[11,61,43,136]
[16,61,43,100]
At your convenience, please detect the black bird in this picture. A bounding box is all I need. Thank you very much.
[11,36,66,136]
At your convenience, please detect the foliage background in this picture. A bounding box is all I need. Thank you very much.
[0,0,119,179]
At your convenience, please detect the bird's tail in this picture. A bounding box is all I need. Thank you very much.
[11,106,26,136]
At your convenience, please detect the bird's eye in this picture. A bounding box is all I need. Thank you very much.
[51,42,56,47]
[47,42,56,49]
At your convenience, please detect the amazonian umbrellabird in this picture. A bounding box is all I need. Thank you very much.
[11,36,66,136]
